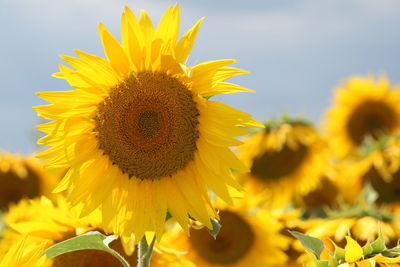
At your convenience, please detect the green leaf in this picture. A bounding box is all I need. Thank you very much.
[207,218,221,239]
[42,231,130,267]
[289,230,325,259]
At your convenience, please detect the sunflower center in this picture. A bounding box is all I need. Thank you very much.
[0,167,40,210]
[250,144,309,180]
[96,71,199,180]
[366,167,400,204]
[346,101,397,145]
[302,178,338,208]
[137,111,160,138]
[52,236,137,267]
[190,210,254,264]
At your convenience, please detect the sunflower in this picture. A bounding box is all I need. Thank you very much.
[281,198,400,266]
[336,135,400,204]
[274,208,310,267]
[336,236,400,267]
[325,75,400,158]
[295,167,340,209]
[0,236,47,267]
[33,5,262,242]
[0,196,136,267]
[161,198,290,267]
[301,216,400,249]
[0,196,185,266]
[0,151,58,210]
[295,193,400,250]
[237,119,328,208]
[302,235,400,267]
[286,216,400,266]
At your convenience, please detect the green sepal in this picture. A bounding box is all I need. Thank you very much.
[165,211,173,221]
[289,230,325,259]
[362,240,374,256]
[207,217,221,239]
[371,231,387,253]
[314,260,329,267]
[328,255,339,267]
[330,239,345,260]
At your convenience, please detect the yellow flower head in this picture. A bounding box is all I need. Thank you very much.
[0,236,47,267]
[286,198,400,266]
[0,196,185,266]
[294,232,400,267]
[296,166,341,209]
[0,196,133,267]
[33,5,262,242]
[0,151,58,210]
[336,135,400,204]
[237,119,328,208]
[338,235,400,266]
[161,198,290,266]
[325,75,400,158]
[298,215,400,253]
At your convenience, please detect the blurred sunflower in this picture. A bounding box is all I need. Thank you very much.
[0,196,138,266]
[0,236,47,267]
[281,195,400,265]
[286,217,400,267]
[162,199,290,267]
[0,196,185,266]
[303,216,400,248]
[325,76,400,158]
[274,209,309,267]
[360,137,400,204]
[0,151,58,210]
[302,235,400,267]
[237,119,328,208]
[335,235,400,267]
[295,168,340,209]
[34,5,261,242]
[297,198,400,249]
[336,135,400,204]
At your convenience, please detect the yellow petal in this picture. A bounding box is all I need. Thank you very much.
[200,82,255,97]
[345,236,363,263]
[175,17,204,63]
[371,254,400,263]
[356,259,376,267]
[139,10,155,45]
[155,5,180,52]
[98,23,130,76]
[121,12,141,71]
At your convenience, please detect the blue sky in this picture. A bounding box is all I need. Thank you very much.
[1,0,400,154]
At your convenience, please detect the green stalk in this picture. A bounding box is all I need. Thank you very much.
[137,235,155,267]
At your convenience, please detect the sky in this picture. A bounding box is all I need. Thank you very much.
[1,0,400,154]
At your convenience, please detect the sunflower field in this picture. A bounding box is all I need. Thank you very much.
[1,3,400,267]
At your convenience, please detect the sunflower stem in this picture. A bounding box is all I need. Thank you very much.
[137,235,155,267]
